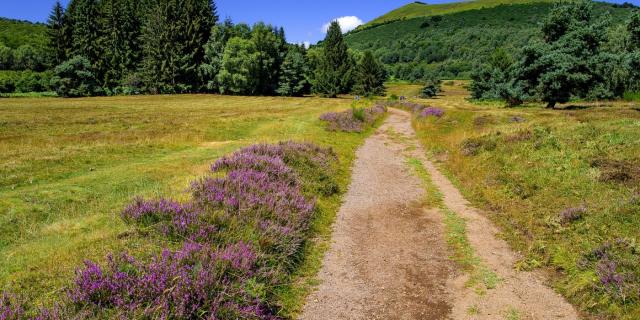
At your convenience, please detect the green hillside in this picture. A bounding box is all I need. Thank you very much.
[362,0,559,29]
[347,1,636,80]
[0,18,48,50]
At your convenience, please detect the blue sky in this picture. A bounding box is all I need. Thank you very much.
[2,0,638,44]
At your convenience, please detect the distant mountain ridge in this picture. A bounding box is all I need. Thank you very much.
[360,0,561,30]
[0,17,48,50]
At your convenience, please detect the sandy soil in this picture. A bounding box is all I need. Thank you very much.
[299,108,580,320]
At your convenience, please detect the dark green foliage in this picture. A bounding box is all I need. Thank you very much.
[47,1,67,66]
[200,20,234,91]
[50,56,101,97]
[420,78,441,98]
[0,44,13,70]
[98,0,143,88]
[0,18,48,53]
[627,10,640,49]
[251,22,284,95]
[140,0,217,93]
[514,1,609,108]
[217,37,259,95]
[470,48,525,106]
[276,45,310,97]
[314,21,353,97]
[352,51,386,97]
[69,0,101,67]
[345,2,635,80]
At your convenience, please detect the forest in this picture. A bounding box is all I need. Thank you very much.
[0,0,386,98]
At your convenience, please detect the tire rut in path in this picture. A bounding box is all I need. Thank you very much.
[299,109,454,320]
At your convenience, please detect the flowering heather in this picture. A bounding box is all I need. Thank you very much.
[58,141,337,319]
[319,104,387,133]
[69,242,277,319]
[0,293,23,320]
[419,107,445,118]
[558,205,587,225]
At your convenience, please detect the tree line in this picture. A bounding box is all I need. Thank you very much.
[32,0,387,98]
[471,1,640,108]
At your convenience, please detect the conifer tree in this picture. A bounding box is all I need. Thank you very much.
[47,1,67,66]
[313,21,352,97]
[276,45,309,96]
[70,0,101,66]
[352,51,386,97]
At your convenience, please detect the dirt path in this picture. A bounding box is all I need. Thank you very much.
[300,108,580,319]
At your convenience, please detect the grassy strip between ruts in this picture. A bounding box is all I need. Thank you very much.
[406,157,500,295]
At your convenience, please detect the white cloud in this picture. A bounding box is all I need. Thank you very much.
[321,16,363,33]
[303,41,311,49]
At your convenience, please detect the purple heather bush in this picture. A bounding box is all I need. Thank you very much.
[0,141,338,319]
[0,293,23,320]
[319,104,387,133]
[419,107,445,118]
[64,141,337,319]
[558,205,587,225]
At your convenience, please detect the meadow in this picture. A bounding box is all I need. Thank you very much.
[0,94,372,316]
[411,81,640,319]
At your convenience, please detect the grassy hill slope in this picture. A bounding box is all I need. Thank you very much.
[0,18,48,50]
[362,0,559,29]
[347,1,635,80]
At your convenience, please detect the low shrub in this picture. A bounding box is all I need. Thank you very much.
[590,158,640,184]
[558,205,587,226]
[460,136,497,156]
[319,104,387,133]
[419,107,444,118]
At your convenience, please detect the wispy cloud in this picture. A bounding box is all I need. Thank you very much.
[321,16,363,33]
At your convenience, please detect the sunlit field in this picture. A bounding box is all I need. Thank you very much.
[0,94,370,314]
[411,81,640,319]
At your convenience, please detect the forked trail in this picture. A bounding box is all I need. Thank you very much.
[300,109,579,320]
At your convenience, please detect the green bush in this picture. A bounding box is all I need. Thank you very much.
[50,56,102,98]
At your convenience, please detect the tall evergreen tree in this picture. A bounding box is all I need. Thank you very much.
[47,1,67,66]
[629,10,640,49]
[70,0,101,66]
[276,45,309,97]
[98,0,143,88]
[175,0,217,89]
[141,0,181,93]
[352,51,386,97]
[313,21,353,97]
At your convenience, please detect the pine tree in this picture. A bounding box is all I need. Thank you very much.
[276,45,309,96]
[70,0,101,66]
[175,0,218,89]
[47,1,67,66]
[141,0,181,93]
[98,0,143,88]
[352,51,386,97]
[313,21,352,97]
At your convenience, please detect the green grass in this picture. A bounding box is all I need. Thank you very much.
[624,91,640,102]
[410,82,640,319]
[0,94,372,314]
[362,0,560,28]
[406,156,500,294]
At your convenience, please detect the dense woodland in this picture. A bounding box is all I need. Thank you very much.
[0,0,386,98]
